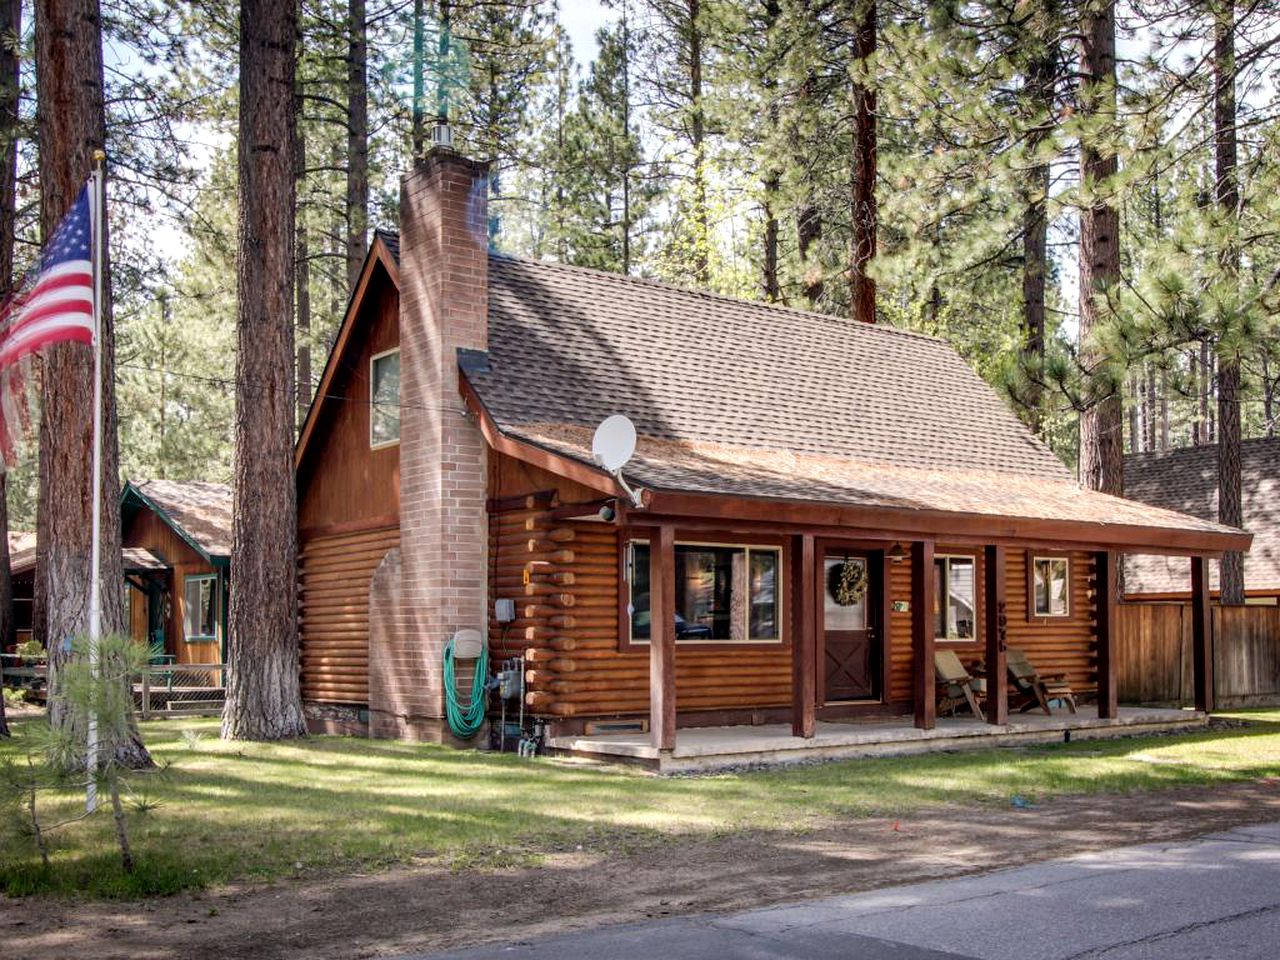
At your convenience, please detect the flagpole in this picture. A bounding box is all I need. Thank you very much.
[86,151,106,814]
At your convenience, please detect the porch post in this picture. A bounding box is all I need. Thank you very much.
[790,533,816,738]
[1191,555,1214,713]
[650,523,677,751]
[912,540,936,730]
[983,544,1008,725]
[1095,550,1118,719]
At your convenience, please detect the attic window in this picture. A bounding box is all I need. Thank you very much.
[370,348,400,448]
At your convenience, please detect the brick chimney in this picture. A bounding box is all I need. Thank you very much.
[368,148,490,741]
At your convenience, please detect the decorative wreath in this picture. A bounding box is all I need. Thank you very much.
[830,558,868,606]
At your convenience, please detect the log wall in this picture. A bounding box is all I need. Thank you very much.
[299,525,400,704]
[490,451,1102,723]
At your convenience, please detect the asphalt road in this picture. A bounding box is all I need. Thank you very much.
[405,821,1280,960]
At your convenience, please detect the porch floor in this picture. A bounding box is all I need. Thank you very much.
[545,707,1206,773]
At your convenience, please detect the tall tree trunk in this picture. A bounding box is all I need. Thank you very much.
[1160,368,1170,448]
[1214,0,1243,604]
[689,0,709,286]
[1021,151,1049,430]
[412,0,425,157]
[849,0,876,324]
[295,30,311,429]
[35,0,149,766]
[346,0,368,293]
[1077,0,1123,495]
[760,0,781,302]
[223,0,306,741]
[1145,364,1157,451]
[0,0,15,738]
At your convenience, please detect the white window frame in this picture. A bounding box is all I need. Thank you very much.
[183,573,219,643]
[1031,555,1071,618]
[935,553,979,642]
[625,539,785,646]
[369,347,401,450]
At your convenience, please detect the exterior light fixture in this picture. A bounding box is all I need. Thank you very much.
[887,542,909,564]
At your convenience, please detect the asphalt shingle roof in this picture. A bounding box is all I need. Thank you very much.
[1124,439,1280,594]
[129,479,233,559]
[375,233,1243,542]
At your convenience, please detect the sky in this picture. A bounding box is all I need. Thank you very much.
[561,2,617,67]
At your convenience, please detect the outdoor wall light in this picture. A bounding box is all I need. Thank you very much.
[887,542,909,564]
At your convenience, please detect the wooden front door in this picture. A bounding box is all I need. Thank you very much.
[821,550,879,701]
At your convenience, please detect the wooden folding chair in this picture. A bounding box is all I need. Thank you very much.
[1006,648,1077,715]
[935,649,985,720]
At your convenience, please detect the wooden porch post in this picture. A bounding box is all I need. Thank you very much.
[650,524,677,751]
[791,534,816,738]
[1095,550,1118,719]
[983,544,1008,725]
[912,540,936,730]
[1191,555,1214,713]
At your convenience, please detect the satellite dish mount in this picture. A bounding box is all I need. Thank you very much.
[592,415,645,509]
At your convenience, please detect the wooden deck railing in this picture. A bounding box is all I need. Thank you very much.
[1118,602,1280,707]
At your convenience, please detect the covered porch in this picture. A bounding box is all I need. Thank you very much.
[633,521,1223,758]
[547,705,1207,773]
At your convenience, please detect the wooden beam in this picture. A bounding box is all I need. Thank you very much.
[1095,550,1119,719]
[912,540,936,730]
[877,549,894,707]
[650,524,677,751]
[1191,555,1214,713]
[984,544,1008,726]
[791,534,816,738]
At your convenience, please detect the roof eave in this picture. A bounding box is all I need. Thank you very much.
[458,372,626,499]
[639,489,1251,556]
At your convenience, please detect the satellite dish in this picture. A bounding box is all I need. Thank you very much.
[592,415,637,472]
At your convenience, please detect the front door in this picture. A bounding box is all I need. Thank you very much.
[821,550,878,701]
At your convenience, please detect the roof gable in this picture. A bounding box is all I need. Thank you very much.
[122,479,233,561]
[295,230,400,468]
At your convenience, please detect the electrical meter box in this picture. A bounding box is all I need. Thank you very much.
[494,598,517,623]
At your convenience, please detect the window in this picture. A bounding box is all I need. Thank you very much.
[934,555,977,641]
[184,575,218,642]
[370,348,400,447]
[1032,556,1070,617]
[627,541,782,644]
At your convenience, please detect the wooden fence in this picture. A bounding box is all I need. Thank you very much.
[1,655,225,719]
[1118,602,1280,707]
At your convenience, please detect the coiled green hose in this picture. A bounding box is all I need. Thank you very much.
[444,636,489,738]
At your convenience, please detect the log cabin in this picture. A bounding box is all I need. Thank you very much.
[1125,439,1279,603]
[8,480,231,664]
[294,147,1251,757]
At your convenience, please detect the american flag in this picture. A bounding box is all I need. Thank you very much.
[0,184,97,467]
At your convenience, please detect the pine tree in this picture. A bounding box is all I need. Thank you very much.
[0,0,14,739]
[223,0,307,741]
[34,0,149,767]
[1077,0,1123,495]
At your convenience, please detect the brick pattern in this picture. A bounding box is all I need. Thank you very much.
[368,150,491,741]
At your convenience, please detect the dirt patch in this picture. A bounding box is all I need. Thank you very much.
[5,779,1280,959]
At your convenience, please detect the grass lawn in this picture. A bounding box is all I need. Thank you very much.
[3,711,1279,898]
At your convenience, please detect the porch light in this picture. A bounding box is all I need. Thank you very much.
[887,542,908,564]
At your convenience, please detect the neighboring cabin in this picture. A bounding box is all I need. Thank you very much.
[295,148,1249,748]
[8,480,231,663]
[1125,439,1280,603]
